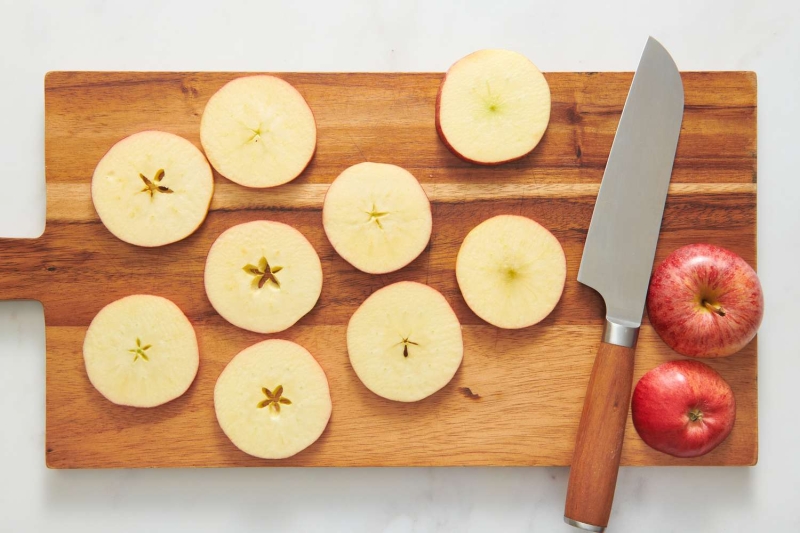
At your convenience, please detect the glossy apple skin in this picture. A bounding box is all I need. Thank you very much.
[632,360,736,458]
[647,244,763,358]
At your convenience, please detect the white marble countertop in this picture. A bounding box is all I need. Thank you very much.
[1,1,798,531]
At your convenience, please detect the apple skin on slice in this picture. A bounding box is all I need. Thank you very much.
[436,49,551,165]
[82,295,199,408]
[322,162,432,274]
[347,281,463,402]
[632,360,736,458]
[214,339,332,460]
[204,220,323,334]
[200,75,317,188]
[456,215,566,329]
[91,130,214,247]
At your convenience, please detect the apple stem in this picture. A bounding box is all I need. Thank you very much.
[703,300,726,317]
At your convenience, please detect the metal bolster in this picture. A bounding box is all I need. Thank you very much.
[602,319,639,348]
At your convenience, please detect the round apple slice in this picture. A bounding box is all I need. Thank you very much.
[200,75,316,188]
[347,281,463,402]
[204,220,322,334]
[436,49,551,165]
[214,339,332,459]
[456,215,566,329]
[91,131,214,247]
[322,162,432,274]
[83,295,199,408]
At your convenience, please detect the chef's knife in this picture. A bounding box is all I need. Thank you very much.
[564,37,684,532]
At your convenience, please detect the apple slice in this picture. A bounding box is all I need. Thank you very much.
[91,131,214,247]
[200,75,316,188]
[347,281,463,402]
[456,215,566,329]
[214,339,332,459]
[322,162,432,274]
[436,49,551,165]
[204,220,322,334]
[83,295,199,408]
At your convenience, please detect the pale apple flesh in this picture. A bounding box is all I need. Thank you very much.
[204,220,322,334]
[632,360,736,458]
[91,131,214,247]
[347,281,463,402]
[83,295,199,408]
[456,215,566,329]
[214,339,332,459]
[436,49,551,165]
[200,75,316,188]
[647,244,764,358]
[322,162,432,274]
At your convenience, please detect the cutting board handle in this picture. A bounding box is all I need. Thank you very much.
[0,237,47,302]
[564,339,636,531]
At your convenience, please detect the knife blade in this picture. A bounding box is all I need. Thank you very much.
[564,37,684,532]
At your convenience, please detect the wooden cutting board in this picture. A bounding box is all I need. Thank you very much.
[0,71,757,468]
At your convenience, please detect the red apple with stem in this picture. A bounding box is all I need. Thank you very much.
[647,243,763,358]
[632,360,736,458]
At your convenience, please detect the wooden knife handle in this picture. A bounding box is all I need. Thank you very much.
[564,341,636,531]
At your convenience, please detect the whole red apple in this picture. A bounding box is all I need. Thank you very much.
[632,360,736,458]
[647,243,763,358]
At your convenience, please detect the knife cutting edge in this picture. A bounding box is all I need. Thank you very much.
[564,37,684,532]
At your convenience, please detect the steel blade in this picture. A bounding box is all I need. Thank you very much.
[577,37,684,328]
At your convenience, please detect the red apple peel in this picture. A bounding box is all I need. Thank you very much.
[632,360,736,458]
[646,243,763,358]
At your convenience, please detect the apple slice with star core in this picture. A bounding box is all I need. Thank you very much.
[456,215,566,329]
[347,281,463,402]
[436,49,551,165]
[83,295,200,408]
[214,339,332,459]
[200,75,316,188]
[322,162,432,274]
[204,220,323,334]
[91,131,214,247]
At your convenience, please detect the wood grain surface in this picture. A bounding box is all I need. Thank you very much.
[0,71,757,468]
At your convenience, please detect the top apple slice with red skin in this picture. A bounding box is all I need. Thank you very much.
[631,360,736,458]
[435,49,551,166]
[646,243,764,358]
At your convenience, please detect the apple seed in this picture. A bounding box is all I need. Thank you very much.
[127,337,151,362]
[257,385,292,413]
[365,203,389,229]
[139,168,174,198]
[243,256,282,289]
[399,336,419,358]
